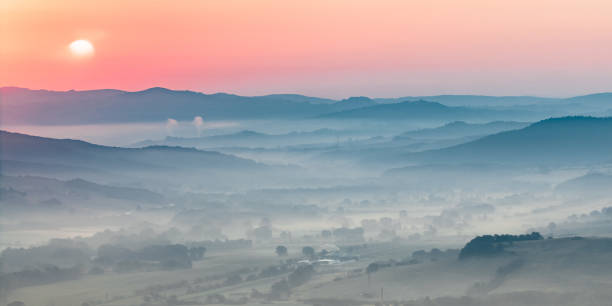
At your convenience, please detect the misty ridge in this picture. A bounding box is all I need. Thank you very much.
[3,87,612,306]
[3,87,612,125]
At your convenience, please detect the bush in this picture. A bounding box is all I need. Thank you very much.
[269,279,290,300]
[288,265,314,287]
[276,245,288,256]
[302,246,315,258]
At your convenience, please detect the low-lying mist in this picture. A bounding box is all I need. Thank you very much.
[2,102,612,306]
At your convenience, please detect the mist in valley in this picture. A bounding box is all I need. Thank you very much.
[2,86,612,306]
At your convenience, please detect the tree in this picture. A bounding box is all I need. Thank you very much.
[275,245,288,257]
[96,244,135,265]
[366,262,379,274]
[188,246,206,260]
[302,246,315,258]
[332,227,365,243]
[288,265,314,288]
[139,244,192,269]
[429,248,443,261]
[366,262,379,286]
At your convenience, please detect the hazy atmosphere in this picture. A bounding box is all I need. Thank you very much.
[2,1,612,306]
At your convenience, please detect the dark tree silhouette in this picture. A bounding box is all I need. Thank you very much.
[366,262,379,286]
[302,246,315,258]
[288,265,314,287]
[366,262,379,274]
[275,245,288,256]
[459,232,543,260]
[188,247,206,260]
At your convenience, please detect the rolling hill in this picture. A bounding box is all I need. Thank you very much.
[399,116,612,166]
[394,121,530,140]
[132,128,361,149]
[555,173,612,196]
[0,175,165,206]
[0,130,265,174]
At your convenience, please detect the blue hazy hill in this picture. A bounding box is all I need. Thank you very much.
[394,121,530,140]
[0,130,263,172]
[319,100,536,121]
[404,116,612,165]
[0,87,374,124]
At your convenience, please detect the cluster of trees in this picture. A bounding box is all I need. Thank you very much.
[268,264,315,300]
[302,246,315,258]
[459,232,543,260]
[274,245,360,263]
[410,248,459,262]
[96,244,206,271]
[275,245,288,256]
[274,245,318,258]
[467,259,525,295]
[320,227,365,243]
[184,263,294,298]
[144,269,256,297]
[0,265,81,292]
[364,248,460,284]
[191,239,252,250]
[0,239,91,273]
[0,239,92,293]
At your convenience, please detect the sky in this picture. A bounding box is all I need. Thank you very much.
[2,0,612,99]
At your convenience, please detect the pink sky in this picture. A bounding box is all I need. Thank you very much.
[2,0,612,98]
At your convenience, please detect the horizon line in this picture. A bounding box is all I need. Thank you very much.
[3,85,611,101]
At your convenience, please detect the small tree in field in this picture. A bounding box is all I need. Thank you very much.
[366,262,379,286]
[302,246,315,258]
[275,245,288,256]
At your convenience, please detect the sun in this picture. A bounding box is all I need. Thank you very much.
[69,39,94,57]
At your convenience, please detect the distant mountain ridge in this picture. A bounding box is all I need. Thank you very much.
[319,100,536,121]
[3,87,612,124]
[375,93,612,107]
[132,128,358,149]
[0,87,377,124]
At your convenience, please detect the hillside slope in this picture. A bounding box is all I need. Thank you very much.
[401,116,612,165]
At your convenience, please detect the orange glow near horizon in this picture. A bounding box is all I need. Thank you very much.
[2,0,612,98]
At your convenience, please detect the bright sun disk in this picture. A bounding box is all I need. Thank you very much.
[69,39,94,56]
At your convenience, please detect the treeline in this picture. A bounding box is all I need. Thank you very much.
[459,232,543,260]
[264,264,315,300]
[0,239,91,273]
[364,248,459,276]
[150,260,315,303]
[187,239,252,250]
[0,265,81,292]
[320,227,365,243]
[0,241,208,291]
[95,244,206,272]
